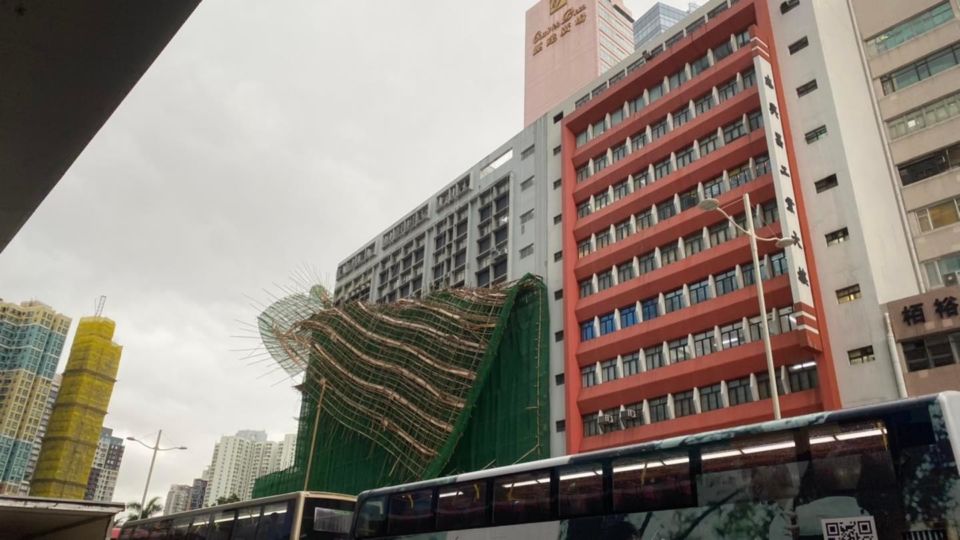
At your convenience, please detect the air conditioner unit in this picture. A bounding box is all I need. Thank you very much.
[620,408,638,420]
[490,249,505,258]
[945,272,959,286]
[599,414,617,425]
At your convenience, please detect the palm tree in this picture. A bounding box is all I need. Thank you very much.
[126,496,163,521]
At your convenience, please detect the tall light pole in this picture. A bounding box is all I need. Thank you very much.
[126,430,187,519]
[699,193,797,420]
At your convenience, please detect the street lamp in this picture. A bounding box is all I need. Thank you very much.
[126,430,187,519]
[698,193,797,420]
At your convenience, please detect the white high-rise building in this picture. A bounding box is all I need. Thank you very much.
[164,484,192,515]
[202,430,295,506]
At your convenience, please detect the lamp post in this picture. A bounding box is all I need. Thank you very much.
[126,430,187,519]
[698,193,797,420]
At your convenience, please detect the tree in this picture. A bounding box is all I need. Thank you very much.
[126,496,163,522]
[216,494,240,505]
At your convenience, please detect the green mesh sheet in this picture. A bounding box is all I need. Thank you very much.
[253,275,549,497]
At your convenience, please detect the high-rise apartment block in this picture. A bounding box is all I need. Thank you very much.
[633,2,697,51]
[333,0,960,460]
[189,476,208,510]
[524,0,635,125]
[83,427,124,502]
[164,484,192,515]
[31,316,122,498]
[23,373,60,493]
[0,300,70,494]
[203,431,294,505]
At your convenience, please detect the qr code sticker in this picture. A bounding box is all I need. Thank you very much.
[821,516,878,540]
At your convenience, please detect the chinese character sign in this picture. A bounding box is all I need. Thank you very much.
[753,56,814,307]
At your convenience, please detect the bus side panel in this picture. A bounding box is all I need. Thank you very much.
[939,393,960,475]
[390,522,562,539]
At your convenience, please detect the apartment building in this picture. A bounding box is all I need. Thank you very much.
[202,431,295,505]
[84,427,125,502]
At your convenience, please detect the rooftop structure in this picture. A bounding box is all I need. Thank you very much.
[633,2,697,51]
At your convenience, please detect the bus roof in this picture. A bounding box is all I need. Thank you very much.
[123,491,355,527]
[358,392,958,499]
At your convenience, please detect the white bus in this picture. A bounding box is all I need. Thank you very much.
[352,393,960,539]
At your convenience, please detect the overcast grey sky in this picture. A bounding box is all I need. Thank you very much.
[0,0,684,508]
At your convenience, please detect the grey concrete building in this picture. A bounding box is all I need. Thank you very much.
[633,2,697,51]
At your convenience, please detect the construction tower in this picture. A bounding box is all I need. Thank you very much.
[30,315,122,499]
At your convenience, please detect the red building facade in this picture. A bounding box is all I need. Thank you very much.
[560,0,841,454]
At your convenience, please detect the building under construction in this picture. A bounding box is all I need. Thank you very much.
[253,275,549,497]
[30,315,122,499]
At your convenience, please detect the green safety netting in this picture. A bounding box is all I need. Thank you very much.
[253,274,549,497]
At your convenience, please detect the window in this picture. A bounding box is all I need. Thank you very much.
[623,352,640,377]
[756,372,785,400]
[553,145,562,156]
[714,41,734,62]
[699,133,718,156]
[596,231,611,249]
[519,244,533,259]
[815,174,838,192]
[629,95,645,115]
[612,143,628,163]
[866,2,954,55]
[577,165,590,182]
[652,119,669,140]
[917,197,960,232]
[770,252,787,277]
[694,330,716,357]
[899,143,960,186]
[611,107,625,127]
[669,68,688,89]
[903,333,960,371]
[664,289,685,313]
[700,384,723,412]
[631,132,647,152]
[720,321,744,349]
[657,200,677,222]
[654,158,673,179]
[703,177,724,198]
[578,240,592,258]
[641,297,659,320]
[780,0,799,14]
[437,482,487,531]
[880,43,960,95]
[805,125,827,143]
[597,270,614,292]
[387,489,434,535]
[788,36,809,54]
[924,251,960,287]
[695,93,714,115]
[836,284,862,304]
[612,449,692,513]
[681,275,708,305]
[709,222,730,246]
[581,320,596,341]
[599,312,616,335]
[636,209,653,229]
[754,153,771,176]
[592,119,606,138]
[577,202,592,219]
[723,120,746,143]
[576,131,589,147]
[554,214,562,225]
[676,147,696,168]
[645,346,664,370]
[728,163,752,188]
[648,82,664,102]
[554,178,562,189]
[674,391,696,417]
[673,106,691,127]
[649,396,670,422]
[639,252,657,274]
[727,376,753,405]
[558,463,603,518]
[661,243,680,265]
[583,414,600,437]
[796,79,818,97]
[826,227,849,246]
[555,373,565,386]
[691,54,710,76]
[684,234,704,257]
[848,346,876,365]
[887,91,960,140]
[618,262,635,283]
[742,68,757,88]
[594,154,609,173]
[601,359,618,382]
[555,330,564,342]
[760,201,778,226]
[788,362,818,391]
[748,110,763,131]
[718,79,738,101]
[615,219,631,240]
[715,269,739,296]
[621,305,638,328]
[493,471,551,525]
[668,338,689,363]
[581,365,598,388]
[520,177,533,191]
[555,420,566,432]
[736,30,751,47]
[580,279,594,298]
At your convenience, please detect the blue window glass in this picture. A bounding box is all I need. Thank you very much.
[641,298,659,321]
[620,306,638,329]
[581,321,596,341]
[599,313,616,335]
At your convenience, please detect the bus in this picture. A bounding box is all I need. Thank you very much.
[352,393,960,539]
[119,491,354,540]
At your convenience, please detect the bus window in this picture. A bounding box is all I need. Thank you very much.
[387,488,435,535]
[302,497,354,539]
[436,481,488,530]
[149,520,173,539]
[698,431,802,505]
[186,513,211,539]
[132,526,150,539]
[208,510,237,540]
[232,506,262,540]
[119,527,134,540]
[612,451,693,513]
[808,421,896,495]
[493,470,552,525]
[255,502,293,540]
[355,496,387,539]
[558,463,604,517]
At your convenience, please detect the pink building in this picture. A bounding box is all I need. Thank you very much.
[524,0,635,126]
